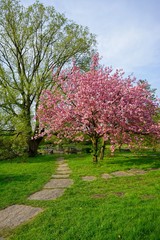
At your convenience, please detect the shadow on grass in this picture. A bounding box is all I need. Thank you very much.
[0,174,35,184]
[27,154,58,163]
[0,154,58,164]
[106,152,160,169]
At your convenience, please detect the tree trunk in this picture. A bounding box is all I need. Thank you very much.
[118,143,122,152]
[99,137,106,160]
[25,107,44,157]
[91,136,99,163]
[28,136,43,157]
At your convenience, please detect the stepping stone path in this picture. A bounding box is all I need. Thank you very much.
[82,168,160,182]
[127,169,146,175]
[29,157,73,200]
[0,159,159,235]
[44,179,73,189]
[0,157,73,234]
[111,171,134,177]
[0,205,43,229]
[28,189,65,201]
[101,173,113,179]
[52,174,70,179]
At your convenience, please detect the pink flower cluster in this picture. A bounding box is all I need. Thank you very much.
[37,53,160,145]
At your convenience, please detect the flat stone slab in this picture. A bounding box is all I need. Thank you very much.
[101,173,113,179]
[57,157,65,161]
[82,176,97,181]
[56,170,72,174]
[0,205,42,229]
[57,166,70,171]
[111,171,134,177]
[127,169,146,175]
[57,164,68,167]
[28,189,65,200]
[52,174,70,179]
[57,161,66,165]
[44,179,73,188]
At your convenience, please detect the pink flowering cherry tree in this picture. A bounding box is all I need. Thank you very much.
[37,54,160,162]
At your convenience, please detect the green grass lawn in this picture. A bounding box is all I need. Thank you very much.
[0,155,58,209]
[0,150,160,240]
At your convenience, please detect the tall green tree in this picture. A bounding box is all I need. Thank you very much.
[0,0,96,156]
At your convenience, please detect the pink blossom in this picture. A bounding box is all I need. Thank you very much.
[37,53,160,160]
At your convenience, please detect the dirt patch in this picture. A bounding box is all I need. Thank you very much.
[101,173,113,179]
[0,205,43,229]
[141,194,155,200]
[44,179,73,188]
[91,194,106,199]
[28,189,65,200]
[82,176,97,181]
[113,192,125,197]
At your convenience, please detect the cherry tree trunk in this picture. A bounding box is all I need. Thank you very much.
[91,136,99,163]
[99,137,106,160]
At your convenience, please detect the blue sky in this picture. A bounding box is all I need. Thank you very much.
[21,0,160,97]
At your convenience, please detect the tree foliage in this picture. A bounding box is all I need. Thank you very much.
[0,0,96,156]
[37,54,160,162]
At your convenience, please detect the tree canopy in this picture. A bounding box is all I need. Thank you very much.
[0,0,96,156]
[37,54,160,162]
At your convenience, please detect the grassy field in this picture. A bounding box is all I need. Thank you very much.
[0,150,160,240]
